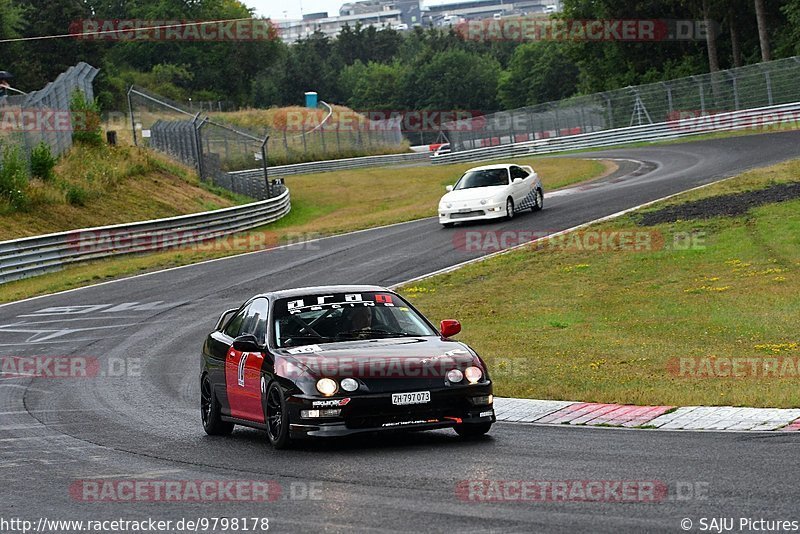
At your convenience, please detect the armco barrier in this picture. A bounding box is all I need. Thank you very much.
[232,150,432,180]
[432,102,800,165]
[0,188,290,284]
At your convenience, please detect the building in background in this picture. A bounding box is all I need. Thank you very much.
[275,0,561,43]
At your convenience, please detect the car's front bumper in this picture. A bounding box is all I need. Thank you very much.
[439,206,505,224]
[286,383,495,439]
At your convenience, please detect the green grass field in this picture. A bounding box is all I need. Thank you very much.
[399,159,800,408]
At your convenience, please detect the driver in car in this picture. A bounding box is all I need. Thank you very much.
[345,306,373,333]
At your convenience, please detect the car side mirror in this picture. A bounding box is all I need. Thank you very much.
[440,319,461,338]
[513,178,523,184]
[446,185,454,192]
[233,334,262,353]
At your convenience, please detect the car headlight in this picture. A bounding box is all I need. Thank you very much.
[341,378,359,392]
[480,199,487,205]
[446,203,452,209]
[446,369,464,383]
[316,378,338,396]
[465,366,483,384]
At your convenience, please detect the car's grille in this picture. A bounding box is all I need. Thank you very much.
[450,210,485,219]
[345,398,465,430]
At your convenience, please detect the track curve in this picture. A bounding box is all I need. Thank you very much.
[1,131,799,532]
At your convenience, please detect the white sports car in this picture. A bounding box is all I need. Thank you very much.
[438,164,544,227]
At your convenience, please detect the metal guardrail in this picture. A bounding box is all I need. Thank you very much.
[0,189,290,284]
[233,150,432,179]
[432,102,800,165]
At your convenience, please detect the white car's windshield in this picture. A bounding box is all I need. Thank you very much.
[454,169,509,190]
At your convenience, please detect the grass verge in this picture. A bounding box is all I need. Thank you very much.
[398,159,800,408]
[0,145,250,240]
[0,157,608,304]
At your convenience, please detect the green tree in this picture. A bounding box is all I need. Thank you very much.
[401,49,501,111]
[498,42,579,108]
[340,61,406,109]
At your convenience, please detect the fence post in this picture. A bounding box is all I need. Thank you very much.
[190,112,202,172]
[728,72,740,110]
[763,68,774,106]
[661,82,674,116]
[195,117,208,181]
[692,76,706,114]
[127,87,138,147]
[601,92,613,130]
[261,135,271,199]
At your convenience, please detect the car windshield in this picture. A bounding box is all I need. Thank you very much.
[454,169,509,190]
[272,291,439,348]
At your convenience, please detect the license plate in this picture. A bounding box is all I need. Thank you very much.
[391,391,431,405]
[458,208,471,213]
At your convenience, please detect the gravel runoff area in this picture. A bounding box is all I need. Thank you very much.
[637,181,800,225]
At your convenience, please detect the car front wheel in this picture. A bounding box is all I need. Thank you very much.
[201,375,234,436]
[505,198,514,219]
[454,422,492,439]
[264,379,292,449]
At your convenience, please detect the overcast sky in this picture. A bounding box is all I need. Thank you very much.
[246,0,466,21]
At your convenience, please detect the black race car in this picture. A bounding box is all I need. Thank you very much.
[200,285,495,448]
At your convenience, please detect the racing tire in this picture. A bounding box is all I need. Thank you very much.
[201,375,234,436]
[505,198,515,220]
[264,379,292,449]
[454,422,492,439]
[531,188,544,212]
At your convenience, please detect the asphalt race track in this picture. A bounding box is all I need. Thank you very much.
[1,131,799,533]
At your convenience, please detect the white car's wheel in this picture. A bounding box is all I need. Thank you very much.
[531,188,544,212]
[505,198,514,219]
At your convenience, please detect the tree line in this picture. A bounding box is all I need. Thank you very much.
[1,0,799,113]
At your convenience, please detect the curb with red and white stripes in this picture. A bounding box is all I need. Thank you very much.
[494,398,800,432]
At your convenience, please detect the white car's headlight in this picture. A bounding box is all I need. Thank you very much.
[446,203,452,209]
[480,199,487,205]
